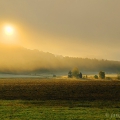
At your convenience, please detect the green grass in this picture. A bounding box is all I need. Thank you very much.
[0,100,120,120]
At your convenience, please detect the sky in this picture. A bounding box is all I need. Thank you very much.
[0,0,120,61]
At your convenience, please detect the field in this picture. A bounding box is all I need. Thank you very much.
[1,100,120,120]
[0,78,120,100]
[0,78,120,119]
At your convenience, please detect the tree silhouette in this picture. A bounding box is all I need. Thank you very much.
[78,72,82,78]
[68,71,72,78]
[99,71,105,79]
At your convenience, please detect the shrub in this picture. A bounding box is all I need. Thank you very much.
[94,75,98,79]
[117,73,120,80]
[53,75,56,77]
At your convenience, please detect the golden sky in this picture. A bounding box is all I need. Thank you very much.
[0,0,120,60]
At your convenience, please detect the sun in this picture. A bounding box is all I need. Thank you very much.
[4,25,14,35]
[0,23,19,44]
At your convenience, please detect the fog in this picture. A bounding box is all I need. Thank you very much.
[0,44,120,74]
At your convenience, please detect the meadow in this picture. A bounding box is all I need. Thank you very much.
[0,78,120,119]
[0,100,120,120]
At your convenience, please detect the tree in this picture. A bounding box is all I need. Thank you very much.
[72,67,79,78]
[94,75,98,79]
[99,71,105,79]
[68,71,72,78]
[78,72,82,78]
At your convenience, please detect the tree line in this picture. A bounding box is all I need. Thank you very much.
[0,45,120,73]
[68,68,109,79]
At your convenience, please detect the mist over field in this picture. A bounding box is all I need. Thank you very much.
[0,1,120,120]
[0,44,120,74]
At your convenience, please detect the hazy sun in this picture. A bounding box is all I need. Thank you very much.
[4,25,14,35]
[0,23,19,44]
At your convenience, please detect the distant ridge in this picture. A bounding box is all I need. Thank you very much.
[0,44,120,73]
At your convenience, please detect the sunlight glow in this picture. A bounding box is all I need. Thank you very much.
[4,25,14,35]
[0,23,19,45]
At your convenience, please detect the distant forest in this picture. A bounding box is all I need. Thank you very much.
[0,44,120,73]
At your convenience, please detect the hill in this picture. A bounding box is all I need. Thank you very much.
[0,44,120,73]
